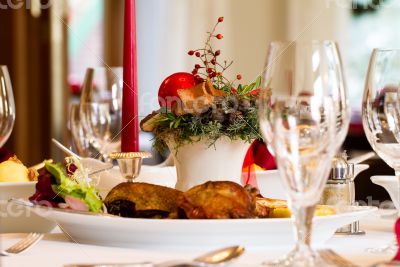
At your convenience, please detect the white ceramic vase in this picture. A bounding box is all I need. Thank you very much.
[167,137,250,191]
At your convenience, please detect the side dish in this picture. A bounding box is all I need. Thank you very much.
[0,156,38,182]
[29,158,103,212]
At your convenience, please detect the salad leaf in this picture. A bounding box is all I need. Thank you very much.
[44,160,103,213]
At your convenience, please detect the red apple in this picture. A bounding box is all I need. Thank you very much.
[158,72,196,108]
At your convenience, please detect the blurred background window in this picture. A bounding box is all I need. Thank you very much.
[68,0,104,93]
[347,0,400,118]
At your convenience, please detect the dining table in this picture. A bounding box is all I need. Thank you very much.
[0,208,396,267]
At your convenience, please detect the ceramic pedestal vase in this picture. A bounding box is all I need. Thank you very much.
[168,137,251,191]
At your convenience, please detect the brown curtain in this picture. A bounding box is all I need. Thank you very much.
[0,0,68,166]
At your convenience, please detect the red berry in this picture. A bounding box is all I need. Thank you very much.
[216,34,223,40]
[236,74,242,80]
[195,64,201,69]
[211,58,216,65]
[188,50,194,56]
[218,17,224,23]
[192,69,198,75]
[210,72,217,78]
[195,75,204,82]
[195,51,201,57]
[217,72,222,76]
[215,50,221,56]
[207,68,213,73]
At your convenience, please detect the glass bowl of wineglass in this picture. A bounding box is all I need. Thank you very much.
[362,48,400,253]
[79,67,123,161]
[68,103,99,158]
[0,66,15,148]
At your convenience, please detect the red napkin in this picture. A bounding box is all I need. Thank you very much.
[242,139,276,187]
[393,218,400,261]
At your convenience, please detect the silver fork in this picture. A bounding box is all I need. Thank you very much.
[0,233,44,256]
[319,249,359,267]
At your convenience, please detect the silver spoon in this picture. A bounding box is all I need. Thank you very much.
[63,245,245,267]
[192,245,244,265]
[51,138,113,176]
[51,138,81,159]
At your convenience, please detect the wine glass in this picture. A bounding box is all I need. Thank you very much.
[261,41,350,152]
[79,67,123,161]
[260,96,337,266]
[259,41,350,266]
[68,104,98,158]
[362,48,400,253]
[0,66,15,147]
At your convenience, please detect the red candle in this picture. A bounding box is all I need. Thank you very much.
[121,0,139,152]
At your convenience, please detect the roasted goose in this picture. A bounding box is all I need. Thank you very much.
[104,182,182,218]
[104,181,335,219]
[178,181,257,219]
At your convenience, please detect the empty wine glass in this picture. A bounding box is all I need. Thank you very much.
[261,41,350,153]
[68,104,98,158]
[0,66,15,147]
[260,96,337,266]
[362,48,400,253]
[259,41,350,266]
[79,67,123,161]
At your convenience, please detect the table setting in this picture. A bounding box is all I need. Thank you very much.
[3,1,400,267]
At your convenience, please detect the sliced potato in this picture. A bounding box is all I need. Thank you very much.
[256,197,336,218]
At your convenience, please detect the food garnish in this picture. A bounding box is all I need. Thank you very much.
[141,17,265,152]
[29,158,103,212]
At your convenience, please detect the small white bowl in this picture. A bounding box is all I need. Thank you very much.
[0,181,56,233]
[371,176,399,210]
[256,164,370,200]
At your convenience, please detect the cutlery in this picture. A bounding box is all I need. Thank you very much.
[52,138,81,159]
[319,249,359,267]
[51,138,114,176]
[0,232,44,256]
[63,245,245,267]
[370,261,400,267]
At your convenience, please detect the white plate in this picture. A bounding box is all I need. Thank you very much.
[0,182,56,233]
[26,203,376,249]
[371,175,399,210]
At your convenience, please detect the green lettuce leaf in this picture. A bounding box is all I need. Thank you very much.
[45,160,103,212]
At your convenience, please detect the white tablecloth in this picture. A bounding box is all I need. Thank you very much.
[0,210,396,267]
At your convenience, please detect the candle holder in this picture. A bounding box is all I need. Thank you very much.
[109,152,152,182]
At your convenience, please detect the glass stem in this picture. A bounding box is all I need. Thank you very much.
[292,204,316,253]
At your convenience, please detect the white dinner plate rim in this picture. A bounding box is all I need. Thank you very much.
[26,202,377,223]
[0,181,36,187]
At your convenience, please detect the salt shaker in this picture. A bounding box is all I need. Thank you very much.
[321,151,365,235]
[321,151,351,206]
